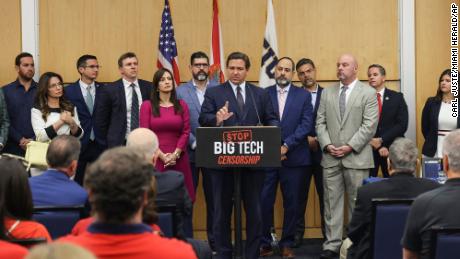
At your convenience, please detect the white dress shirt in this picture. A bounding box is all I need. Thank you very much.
[123,78,143,138]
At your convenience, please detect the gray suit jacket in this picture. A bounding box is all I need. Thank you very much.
[316,80,378,169]
[176,80,217,162]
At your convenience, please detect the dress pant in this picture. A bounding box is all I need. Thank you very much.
[296,162,325,238]
[211,168,265,259]
[75,140,104,185]
[260,166,307,248]
[190,163,214,246]
[322,164,368,252]
[369,150,389,178]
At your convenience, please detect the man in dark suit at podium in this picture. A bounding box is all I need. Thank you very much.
[260,57,313,258]
[367,64,408,178]
[199,52,278,259]
[95,52,151,148]
[65,55,106,185]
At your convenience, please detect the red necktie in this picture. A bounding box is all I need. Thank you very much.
[377,93,382,119]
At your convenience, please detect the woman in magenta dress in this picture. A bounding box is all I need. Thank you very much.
[140,68,195,202]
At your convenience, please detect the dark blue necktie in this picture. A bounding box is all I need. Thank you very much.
[236,85,244,113]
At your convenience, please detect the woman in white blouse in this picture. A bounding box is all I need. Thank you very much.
[31,72,83,142]
[421,69,459,158]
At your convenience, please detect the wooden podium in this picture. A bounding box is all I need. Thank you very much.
[196,126,281,258]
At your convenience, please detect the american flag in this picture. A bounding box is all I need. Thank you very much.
[157,0,181,85]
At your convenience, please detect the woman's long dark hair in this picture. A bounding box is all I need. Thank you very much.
[0,157,34,240]
[150,68,182,117]
[434,69,452,101]
[35,71,75,121]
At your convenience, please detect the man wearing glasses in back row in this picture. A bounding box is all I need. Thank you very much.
[65,55,106,185]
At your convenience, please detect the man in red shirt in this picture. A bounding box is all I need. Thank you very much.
[0,240,28,259]
[60,147,196,259]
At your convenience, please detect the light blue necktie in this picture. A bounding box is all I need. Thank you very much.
[85,85,95,140]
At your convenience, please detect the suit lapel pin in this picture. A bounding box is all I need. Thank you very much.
[385,97,389,101]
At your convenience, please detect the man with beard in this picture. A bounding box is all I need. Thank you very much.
[294,58,325,246]
[316,54,378,259]
[259,57,313,258]
[177,51,218,241]
[2,52,38,156]
[65,55,106,185]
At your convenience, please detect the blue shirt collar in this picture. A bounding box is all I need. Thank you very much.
[88,222,153,235]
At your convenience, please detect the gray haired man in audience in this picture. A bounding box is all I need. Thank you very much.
[345,138,440,259]
[402,129,460,259]
[29,135,88,207]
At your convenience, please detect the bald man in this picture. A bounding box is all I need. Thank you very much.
[316,54,378,259]
[126,128,192,239]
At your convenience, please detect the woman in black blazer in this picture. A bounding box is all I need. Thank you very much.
[421,69,459,157]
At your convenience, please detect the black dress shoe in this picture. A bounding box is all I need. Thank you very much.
[319,249,339,259]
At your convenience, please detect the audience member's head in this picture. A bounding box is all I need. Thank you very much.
[126,129,161,226]
[46,135,81,177]
[387,138,418,174]
[126,128,159,164]
[0,157,34,239]
[26,243,96,259]
[442,129,460,177]
[84,147,152,224]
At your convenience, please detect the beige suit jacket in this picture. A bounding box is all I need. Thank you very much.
[316,80,378,169]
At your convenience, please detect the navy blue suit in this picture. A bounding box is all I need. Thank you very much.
[65,80,106,185]
[199,81,278,259]
[261,84,313,249]
[95,79,151,148]
[297,85,325,239]
[29,169,88,206]
[177,80,217,242]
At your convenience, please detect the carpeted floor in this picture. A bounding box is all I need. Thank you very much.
[262,238,323,259]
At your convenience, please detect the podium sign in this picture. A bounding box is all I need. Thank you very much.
[196,126,281,168]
